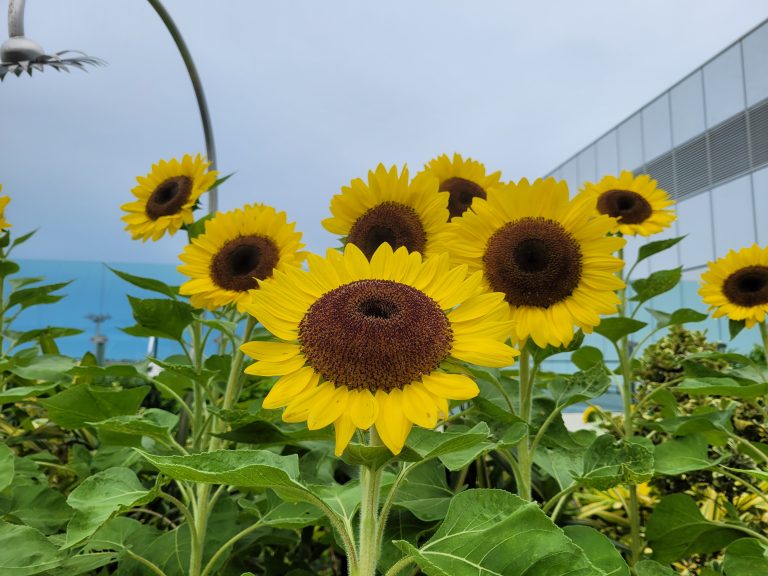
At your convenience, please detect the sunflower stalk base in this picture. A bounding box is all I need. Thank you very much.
[515,347,533,501]
[354,429,385,576]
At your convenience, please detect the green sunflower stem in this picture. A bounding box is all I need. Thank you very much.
[516,347,533,501]
[759,321,768,365]
[356,428,384,576]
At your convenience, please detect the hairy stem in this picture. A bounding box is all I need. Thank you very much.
[515,347,533,501]
[355,429,384,576]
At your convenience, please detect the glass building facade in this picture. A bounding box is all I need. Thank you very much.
[548,18,768,354]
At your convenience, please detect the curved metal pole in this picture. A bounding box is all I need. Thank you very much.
[7,0,25,37]
[146,0,218,213]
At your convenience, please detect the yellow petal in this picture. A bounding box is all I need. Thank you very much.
[263,367,318,409]
[334,412,357,456]
[374,389,412,455]
[308,385,350,430]
[349,389,379,430]
[421,372,479,400]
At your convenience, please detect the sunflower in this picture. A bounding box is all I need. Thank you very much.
[699,245,768,328]
[322,164,449,259]
[582,171,676,236]
[178,204,306,312]
[0,189,10,231]
[433,178,626,348]
[415,153,502,220]
[240,243,518,455]
[121,154,217,242]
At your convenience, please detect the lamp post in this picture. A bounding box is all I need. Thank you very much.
[1,0,219,212]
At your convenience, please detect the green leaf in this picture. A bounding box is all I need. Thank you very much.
[646,493,743,563]
[594,318,647,343]
[653,436,718,475]
[212,172,234,189]
[185,213,213,239]
[677,376,768,398]
[406,422,491,462]
[649,409,733,445]
[392,461,453,522]
[6,281,71,311]
[729,319,746,340]
[636,236,684,264]
[108,266,179,299]
[630,267,682,304]
[722,467,768,483]
[527,331,585,364]
[0,260,20,278]
[571,346,604,370]
[563,525,629,576]
[576,435,654,490]
[10,229,36,249]
[648,308,708,328]
[8,354,76,380]
[2,483,73,534]
[634,560,677,576]
[87,516,162,553]
[41,384,149,429]
[0,444,14,491]
[394,489,603,576]
[341,444,395,469]
[548,365,612,410]
[64,467,154,548]
[0,521,64,575]
[44,552,116,576]
[724,538,768,576]
[68,363,145,382]
[89,409,179,447]
[123,297,194,341]
[238,493,324,529]
[14,327,83,348]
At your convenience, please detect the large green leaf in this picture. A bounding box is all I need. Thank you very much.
[634,560,676,576]
[647,408,733,445]
[8,354,76,380]
[394,489,604,576]
[1,483,73,534]
[238,493,323,529]
[108,266,179,299]
[123,297,194,341]
[646,493,743,563]
[41,384,149,429]
[677,376,768,398]
[44,553,117,576]
[653,436,718,475]
[636,236,684,265]
[393,461,454,522]
[64,467,154,547]
[724,538,768,575]
[14,327,83,348]
[0,444,14,491]
[576,435,653,490]
[0,521,64,575]
[647,308,708,329]
[6,281,71,312]
[89,409,178,448]
[563,526,629,576]
[0,382,59,404]
[594,318,647,343]
[548,365,612,409]
[630,267,682,304]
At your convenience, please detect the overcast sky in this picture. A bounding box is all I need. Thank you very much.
[2,0,768,264]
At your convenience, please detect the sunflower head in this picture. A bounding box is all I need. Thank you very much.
[178,204,305,312]
[582,171,676,236]
[121,154,218,242]
[433,177,626,348]
[322,164,449,259]
[240,243,518,456]
[0,188,10,231]
[415,153,502,220]
[699,244,768,328]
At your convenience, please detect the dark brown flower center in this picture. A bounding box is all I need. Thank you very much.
[210,235,280,292]
[298,279,452,392]
[723,266,768,307]
[483,217,583,308]
[347,202,427,259]
[145,176,193,220]
[596,189,653,225]
[440,177,487,220]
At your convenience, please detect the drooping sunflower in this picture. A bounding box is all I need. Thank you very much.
[699,244,768,328]
[122,154,218,242]
[0,188,10,231]
[322,164,449,259]
[178,204,305,312]
[415,153,502,220]
[582,171,676,236]
[433,178,626,348]
[241,243,519,455]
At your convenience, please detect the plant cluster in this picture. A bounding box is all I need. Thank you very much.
[1,158,768,576]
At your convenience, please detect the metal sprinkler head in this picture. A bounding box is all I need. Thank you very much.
[0,0,105,81]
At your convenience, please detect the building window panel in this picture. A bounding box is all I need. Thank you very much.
[642,94,672,161]
[677,192,714,269]
[743,22,768,107]
[703,45,746,128]
[561,158,579,192]
[754,166,768,245]
[618,113,643,171]
[711,176,755,257]
[671,71,706,146]
[596,131,619,177]
[578,146,597,187]
[646,220,680,272]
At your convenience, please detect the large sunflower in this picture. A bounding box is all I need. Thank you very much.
[241,243,518,455]
[582,171,676,236]
[322,164,449,259]
[0,188,10,231]
[433,178,626,348]
[699,245,768,328]
[122,154,217,242]
[178,204,305,312]
[415,153,502,220]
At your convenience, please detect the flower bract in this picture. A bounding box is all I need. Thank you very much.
[241,243,519,455]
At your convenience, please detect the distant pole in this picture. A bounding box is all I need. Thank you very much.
[86,313,110,365]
